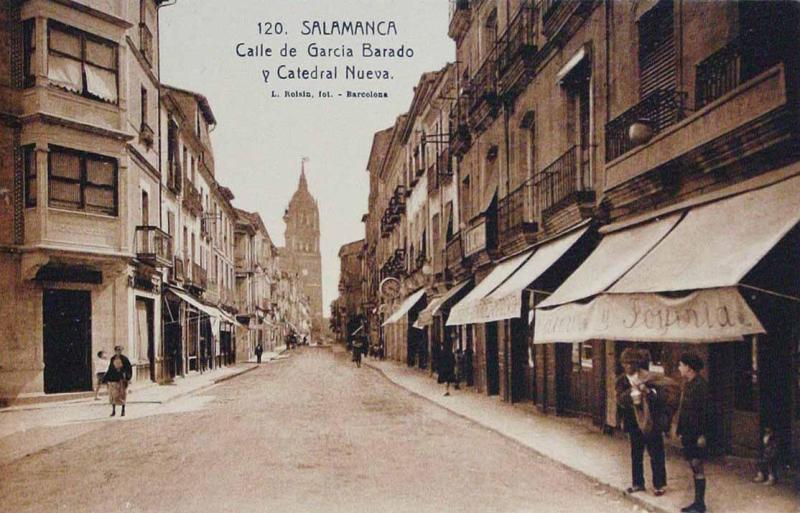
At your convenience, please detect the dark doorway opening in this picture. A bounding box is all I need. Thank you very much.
[486,322,500,395]
[43,289,92,394]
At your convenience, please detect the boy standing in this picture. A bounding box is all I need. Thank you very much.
[677,352,711,513]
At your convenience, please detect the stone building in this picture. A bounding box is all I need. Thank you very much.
[343,0,800,463]
[335,239,365,343]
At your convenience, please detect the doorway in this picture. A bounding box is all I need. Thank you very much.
[509,318,528,403]
[43,289,92,394]
[135,298,155,382]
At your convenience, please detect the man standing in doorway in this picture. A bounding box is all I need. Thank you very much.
[255,342,263,364]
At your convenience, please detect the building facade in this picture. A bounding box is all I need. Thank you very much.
[0,0,312,403]
[340,0,800,464]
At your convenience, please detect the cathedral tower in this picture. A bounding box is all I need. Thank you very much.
[282,159,324,335]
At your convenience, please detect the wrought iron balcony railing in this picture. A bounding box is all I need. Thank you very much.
[695,38,779,110]
[134,226,173,267]
[498,179,537,243]
[182,178,203,216]
[468,54,498,114]
[535,145,592,215]
[605,89,688,161]
[445,232,463,270]
[496,1,537,77]
[189,262,207,290]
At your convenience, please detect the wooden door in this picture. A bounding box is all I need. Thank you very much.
[43,290,92,394]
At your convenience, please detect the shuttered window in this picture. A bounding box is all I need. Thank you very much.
[638,0,675,99]
[48,146,118,216]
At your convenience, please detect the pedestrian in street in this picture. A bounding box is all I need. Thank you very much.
[437,341,456,396]
[255,342,264,364]
[93,350,108,400]
[352,335,363,368]
[616,348,678,497]
[677,352,711,513]
[103,345,132,417]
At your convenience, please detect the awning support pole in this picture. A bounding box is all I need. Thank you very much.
[739,283,800,303]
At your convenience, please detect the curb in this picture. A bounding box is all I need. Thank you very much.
[160,364,260,405]
[364,361,673,513]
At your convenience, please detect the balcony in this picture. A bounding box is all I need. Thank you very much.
[448,0,472,41]
[167,158,182,194]
[393,185,407,211]
[449,104,472,157]
[188,262,207,291]
[605,89,688,162]
[468,55,499,134]
[446,233,463,270]
[498,179,538,252]
[536,145,594,217]
[170,255,185,283]
[182,178,203,217]
[463,219,487,258]
[427,163,438,194]
[437,147,453,179]
[695,38,781,110]
[605,62,789,191]
[541,0,593,41]
[497,1,538,100]
[139,23,154,66]
[134,226,173,268]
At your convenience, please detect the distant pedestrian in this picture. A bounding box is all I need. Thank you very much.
[437,342,456,396]
[103,345,132,417]
[753,425,780,486]
[677,352,711,513]
[352,336,363,368]
[93,350,108,400]
[616,348,677,497]
[255,342,264,364]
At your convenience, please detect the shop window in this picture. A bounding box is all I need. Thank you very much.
[47,22,118,104]
[23,145,36,207]
[48,146,118,215]
[23,19,36,87]
[734,338,758,412]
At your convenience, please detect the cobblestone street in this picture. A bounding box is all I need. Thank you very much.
[0,347,632,513]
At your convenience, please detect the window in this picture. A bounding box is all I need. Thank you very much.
[638,0,675,98]
[461,175,471,223]
[167,211,175,237]
[141,190,149,226]
[572,342,593,370]
[48,146,117,215]
[47,22,118,104]
[23,19,36,87]
[23,145,36,208]
[140,86,148,127]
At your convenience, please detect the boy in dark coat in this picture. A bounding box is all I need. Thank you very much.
[677,352,711,513]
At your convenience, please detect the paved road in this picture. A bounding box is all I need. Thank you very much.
[0,348,631,513]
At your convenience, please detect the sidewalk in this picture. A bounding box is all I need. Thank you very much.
[365,357,799,513]
[0,362,259,415]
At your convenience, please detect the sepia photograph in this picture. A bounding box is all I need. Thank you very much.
[0,0,799,512]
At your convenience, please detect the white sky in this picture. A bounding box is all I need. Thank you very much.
[160,0,453,317]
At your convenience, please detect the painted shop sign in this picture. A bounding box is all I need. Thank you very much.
[533,287,765,344]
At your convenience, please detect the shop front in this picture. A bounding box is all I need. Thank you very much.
[382,289,426,367]
[535,172,800,460]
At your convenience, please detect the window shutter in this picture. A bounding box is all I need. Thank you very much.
[638,0,675,98]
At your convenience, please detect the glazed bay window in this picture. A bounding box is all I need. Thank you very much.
[47,22,118,104]
[48,147,118,216]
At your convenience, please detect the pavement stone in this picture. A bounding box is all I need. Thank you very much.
[364,354,800,513]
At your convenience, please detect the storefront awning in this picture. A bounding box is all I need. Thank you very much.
[383,289,426,326]
[473,226,590,323]
[610,174,800,294]
[414,280,472,328]
[446,250,533,326]
[534,174,800,344]
[538,214,681,308]
[168,286,222,320]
